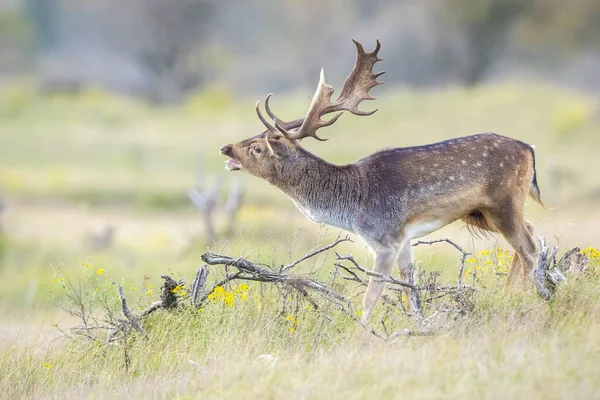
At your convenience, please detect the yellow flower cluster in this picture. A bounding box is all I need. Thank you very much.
[207,286,234,306]
[82,262,105,276]
[286,315,299,333]
[145,283,153,296]
[463,248,514,276]
[234,284,249,301]
[171,285,187,297]
[206,284,249,307]
[582,246,600,271]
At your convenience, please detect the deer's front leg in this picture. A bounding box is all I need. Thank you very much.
[361,248,396,324]
[396,242,422,317]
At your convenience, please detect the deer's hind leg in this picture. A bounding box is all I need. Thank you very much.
[461,210,533,287]
[481,205,538,286]
[504,220,536,286]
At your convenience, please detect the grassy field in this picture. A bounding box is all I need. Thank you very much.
[0,82,599,399]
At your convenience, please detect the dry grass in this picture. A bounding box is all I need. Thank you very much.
[1,258,600,399]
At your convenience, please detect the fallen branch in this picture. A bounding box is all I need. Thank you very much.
[201,252,350,304]
[200,236,482,341]
[534,236,566,301]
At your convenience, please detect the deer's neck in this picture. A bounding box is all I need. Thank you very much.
[268,150,362,232]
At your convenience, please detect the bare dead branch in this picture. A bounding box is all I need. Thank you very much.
[281,234,352,272]
[139,301,164,318]
[112,282,147,337]
[412,239,471,289]
[189,168,246,243]
[335,253,417,290]
[225,179,245,232]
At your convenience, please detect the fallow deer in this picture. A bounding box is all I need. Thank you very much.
[220,40,547,322]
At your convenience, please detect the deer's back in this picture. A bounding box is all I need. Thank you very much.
[354,133,534,224]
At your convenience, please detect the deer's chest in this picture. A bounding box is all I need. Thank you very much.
[292,200,354,232]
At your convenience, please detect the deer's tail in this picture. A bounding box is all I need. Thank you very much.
[528,145,555,210]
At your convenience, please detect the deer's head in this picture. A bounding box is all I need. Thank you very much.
[220,40,385,181]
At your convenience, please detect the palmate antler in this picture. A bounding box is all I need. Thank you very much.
[255,39,385,141]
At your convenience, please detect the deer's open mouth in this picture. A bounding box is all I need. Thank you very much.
[225,158,242,171]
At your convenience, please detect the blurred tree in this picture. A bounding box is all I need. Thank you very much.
[444,0,529,86]
[522,0,600,50]
[9,0,600,99]
[0,8,30,74]
[23,0,62,54]
[115,0,220,104]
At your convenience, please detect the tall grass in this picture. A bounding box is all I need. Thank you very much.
[1,240,599,399]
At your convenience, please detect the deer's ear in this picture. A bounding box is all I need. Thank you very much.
[266,137,289,158]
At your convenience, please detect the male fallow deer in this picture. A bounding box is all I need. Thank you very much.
[220,40,547,322]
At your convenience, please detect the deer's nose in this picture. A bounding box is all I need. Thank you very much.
[220,144,233,156]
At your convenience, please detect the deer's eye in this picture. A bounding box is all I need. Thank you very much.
[253,146,261,154]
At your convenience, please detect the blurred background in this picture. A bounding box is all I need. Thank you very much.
[0,0,599,317]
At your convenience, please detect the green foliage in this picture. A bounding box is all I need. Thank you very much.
[184,85,233,114]
[0,84,36,118]
[524,0,600,48]
[448,0,527,25]
[552,103,591,139]
[0,11,30,38]
[444,0,529,85]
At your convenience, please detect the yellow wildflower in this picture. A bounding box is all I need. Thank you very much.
[224,292,234,306]
[96,268,105,275]
[43,363,53,369]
